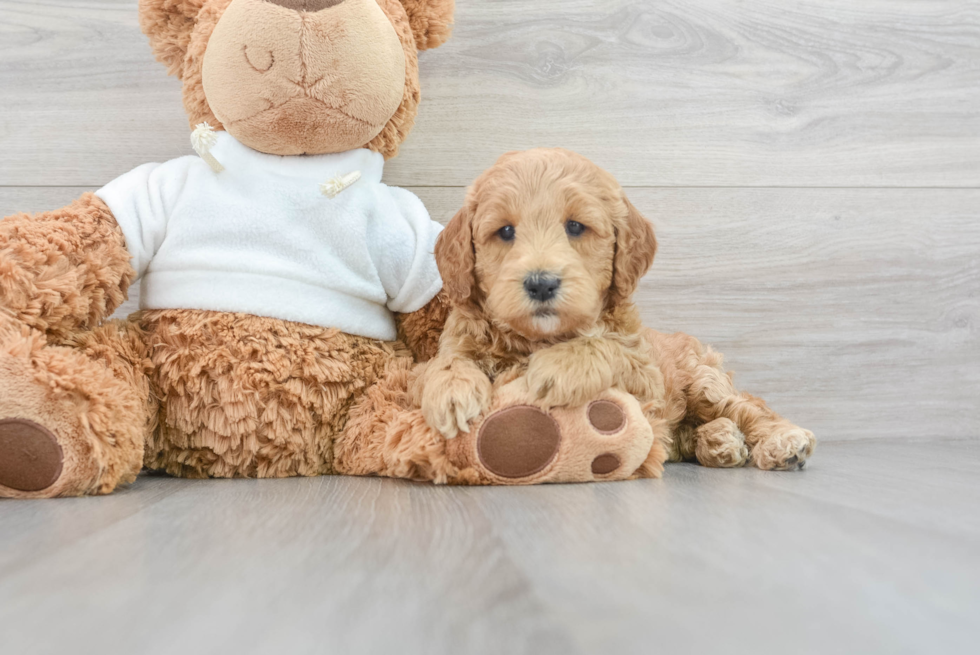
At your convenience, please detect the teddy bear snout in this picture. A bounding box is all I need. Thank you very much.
[265,0,346,11]
[203,0,407,155]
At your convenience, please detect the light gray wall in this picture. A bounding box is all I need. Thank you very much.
[1,0,978,441]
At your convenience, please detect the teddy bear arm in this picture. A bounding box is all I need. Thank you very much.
[398,0,455,50]
[0,193,137,341]
[394,289,450,362]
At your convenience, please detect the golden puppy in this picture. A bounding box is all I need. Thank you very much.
[419,148,815,471]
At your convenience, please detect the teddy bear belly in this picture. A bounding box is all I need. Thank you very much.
[140,308,406,479]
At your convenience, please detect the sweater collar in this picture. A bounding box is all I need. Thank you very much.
[204,129,385,184]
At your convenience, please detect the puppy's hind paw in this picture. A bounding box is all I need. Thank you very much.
[751,426,815,471]
[694,418,749,468]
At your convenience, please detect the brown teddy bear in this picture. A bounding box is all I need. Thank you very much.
[0,0,461,498]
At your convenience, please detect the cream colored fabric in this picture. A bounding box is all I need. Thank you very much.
[96,131,444,340]
[202,0,406,155]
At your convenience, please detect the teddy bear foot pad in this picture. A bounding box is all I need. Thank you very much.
[0,418,64,492]
[476,406,562,479]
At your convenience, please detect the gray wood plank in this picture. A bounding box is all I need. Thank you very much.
[0,440,978,655]
[1,1,978,188]
[4,186,977,442]
[632,187,980,442]
[1,475,579,655]
[475,440,980,655]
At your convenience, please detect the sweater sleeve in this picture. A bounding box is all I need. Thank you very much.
[379,186,445,314]
[94,158,193,277]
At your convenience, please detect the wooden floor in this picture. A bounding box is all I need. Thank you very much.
[1,440,978,655]
[1,1,978,653]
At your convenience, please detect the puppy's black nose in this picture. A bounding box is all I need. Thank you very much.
[524,274,561,302]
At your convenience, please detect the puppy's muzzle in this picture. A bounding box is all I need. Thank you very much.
[524,273,561,303]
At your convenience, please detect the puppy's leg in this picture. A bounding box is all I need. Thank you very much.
[525,334,658,408]
[683,340,814,471]
[524,339,614,408]
[417,356,493,439]
[670,419,749,468]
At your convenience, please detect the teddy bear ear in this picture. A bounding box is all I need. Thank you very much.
[397,0,455,50]
[138,0,209,78]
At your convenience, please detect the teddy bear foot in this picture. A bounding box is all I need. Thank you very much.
[0,418,64,493]
[446,385,657,485]
[0,338,147,499]
[0,355,83,499]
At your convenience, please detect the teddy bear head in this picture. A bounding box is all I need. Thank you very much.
[139,0,454,158]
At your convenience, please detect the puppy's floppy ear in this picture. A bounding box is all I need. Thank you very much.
[397,0,455,50]
[435,202,476,305]
[139,0,208,78]
[610,195,657,304]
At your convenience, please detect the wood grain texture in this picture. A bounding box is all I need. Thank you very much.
[1,440,978,655]
[0,0,978,187]
[3,186,977,441]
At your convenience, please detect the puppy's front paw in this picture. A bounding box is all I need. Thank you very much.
[420,362,493,439]
[525,346,613,408]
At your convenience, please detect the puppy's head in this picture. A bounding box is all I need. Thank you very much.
[436,148,657,340]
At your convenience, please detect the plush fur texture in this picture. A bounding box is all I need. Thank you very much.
[0,318,154,498]
[0,194,135,342]
[398,0,455,50]
[0,0,455,498]
[395,289,451,362]
[419,149,815,472]
[142,309,409,479]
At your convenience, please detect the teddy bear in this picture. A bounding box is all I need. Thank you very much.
[0,0,464,498]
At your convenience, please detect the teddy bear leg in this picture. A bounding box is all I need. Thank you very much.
[335,359,467,484]
[444,380,666,485]
[0,320,155,498]
[338,366,669,486]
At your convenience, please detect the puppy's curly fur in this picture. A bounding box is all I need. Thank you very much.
[421,149,815,471]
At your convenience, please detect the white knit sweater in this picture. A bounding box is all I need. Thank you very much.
[96,132,443,341]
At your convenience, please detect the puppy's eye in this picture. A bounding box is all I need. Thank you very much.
[565,220,586,237]
[498,225,516,242]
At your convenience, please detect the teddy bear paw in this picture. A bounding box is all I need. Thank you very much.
[449,389,655,485]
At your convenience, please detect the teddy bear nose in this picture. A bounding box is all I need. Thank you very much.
[265,0,345,11]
